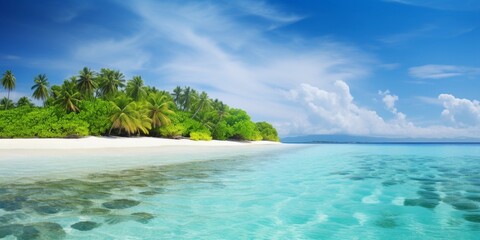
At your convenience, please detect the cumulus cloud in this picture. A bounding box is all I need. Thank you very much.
[288,81,480,138]
[378,90,398,112]
[438,94,480,127]
[409,64,480,79]
[378,90,407,122]
[288,81,415,136]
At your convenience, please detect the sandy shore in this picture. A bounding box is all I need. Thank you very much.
[0,137,289,181]
[0,136,281,150]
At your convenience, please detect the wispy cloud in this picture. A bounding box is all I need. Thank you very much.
[379,25,437,44]
[416,96,442,105]
[384,0,480,11]
[73,35,151,74]
[1,55,21,61]
[50,2,91,23]
[60,0,373,134]
[409,64,480,79]
[232,0,305,29]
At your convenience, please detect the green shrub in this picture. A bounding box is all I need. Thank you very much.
[158,124,184,138]
[0,106,90,138]
[256,121,280,141]
[77,100,111,135]
[190,131,212,141]
[211,120,232,140]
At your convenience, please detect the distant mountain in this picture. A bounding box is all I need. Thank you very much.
[281,134,480,143]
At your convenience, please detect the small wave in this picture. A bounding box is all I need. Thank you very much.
[362,188,382,204]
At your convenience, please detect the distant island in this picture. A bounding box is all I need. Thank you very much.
[282,134,480,143]
[0,68,279,141]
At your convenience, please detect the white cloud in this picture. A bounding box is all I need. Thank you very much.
[288,81,413,136]
[288,81,480,138]
[235,1,303,23]
[438,94,480,127]
[409,64,480,79]
[73,35,151,74]
[378,90,398,112]
[378,90,407,121]
[384,0,480,11]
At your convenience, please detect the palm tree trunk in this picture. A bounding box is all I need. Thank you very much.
[192,101,204,119]
[5,90,10,110]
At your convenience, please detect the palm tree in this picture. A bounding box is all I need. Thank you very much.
[145,86,159,94]
[0,97,14,110]
[109,96,151,136]
[31,74,49,105]
[212,99,228,120]
[172,86,182,108]
[126,76,146,101]
[16,96,34,107]
[1,70,16,110]
[180,86,198,112]
[97,68,125,99]
[53,79,81,113]
[145,92,174,129]
[204,99,229,131]
[77,67,97,99]
[192,91,210,119]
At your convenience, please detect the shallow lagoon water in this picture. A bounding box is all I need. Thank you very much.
[0,144,480,239]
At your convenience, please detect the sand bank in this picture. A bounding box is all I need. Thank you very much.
[0,136,280,150]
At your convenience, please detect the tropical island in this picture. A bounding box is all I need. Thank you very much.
[0,68,279,142]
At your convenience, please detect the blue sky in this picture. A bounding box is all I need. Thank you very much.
[1,0,479,138]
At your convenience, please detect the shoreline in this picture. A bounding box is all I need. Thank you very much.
[0,136,281,150]
[0,137,292,183]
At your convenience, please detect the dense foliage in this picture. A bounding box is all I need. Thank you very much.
[0,68,280,141]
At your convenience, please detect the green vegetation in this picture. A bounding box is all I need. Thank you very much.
[0,68,280,141]
[1,70,16,110]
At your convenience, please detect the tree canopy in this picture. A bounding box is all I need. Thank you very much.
[0,68,280,141]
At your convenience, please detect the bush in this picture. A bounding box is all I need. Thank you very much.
[190,131,212,141]
[0,106,90,138]
[211,120,232,140]
[77,100,111,135]
[158,124,184,138]
[256,121,280,141]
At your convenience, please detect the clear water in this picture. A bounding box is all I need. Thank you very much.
[1,144,480,239]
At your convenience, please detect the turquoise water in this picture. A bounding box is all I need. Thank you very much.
[1,144,480,239]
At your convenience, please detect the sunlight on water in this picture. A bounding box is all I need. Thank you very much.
[0,144,479,239]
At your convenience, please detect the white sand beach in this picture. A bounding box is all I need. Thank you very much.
[0,136,280,150]
[0,137,287,181]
